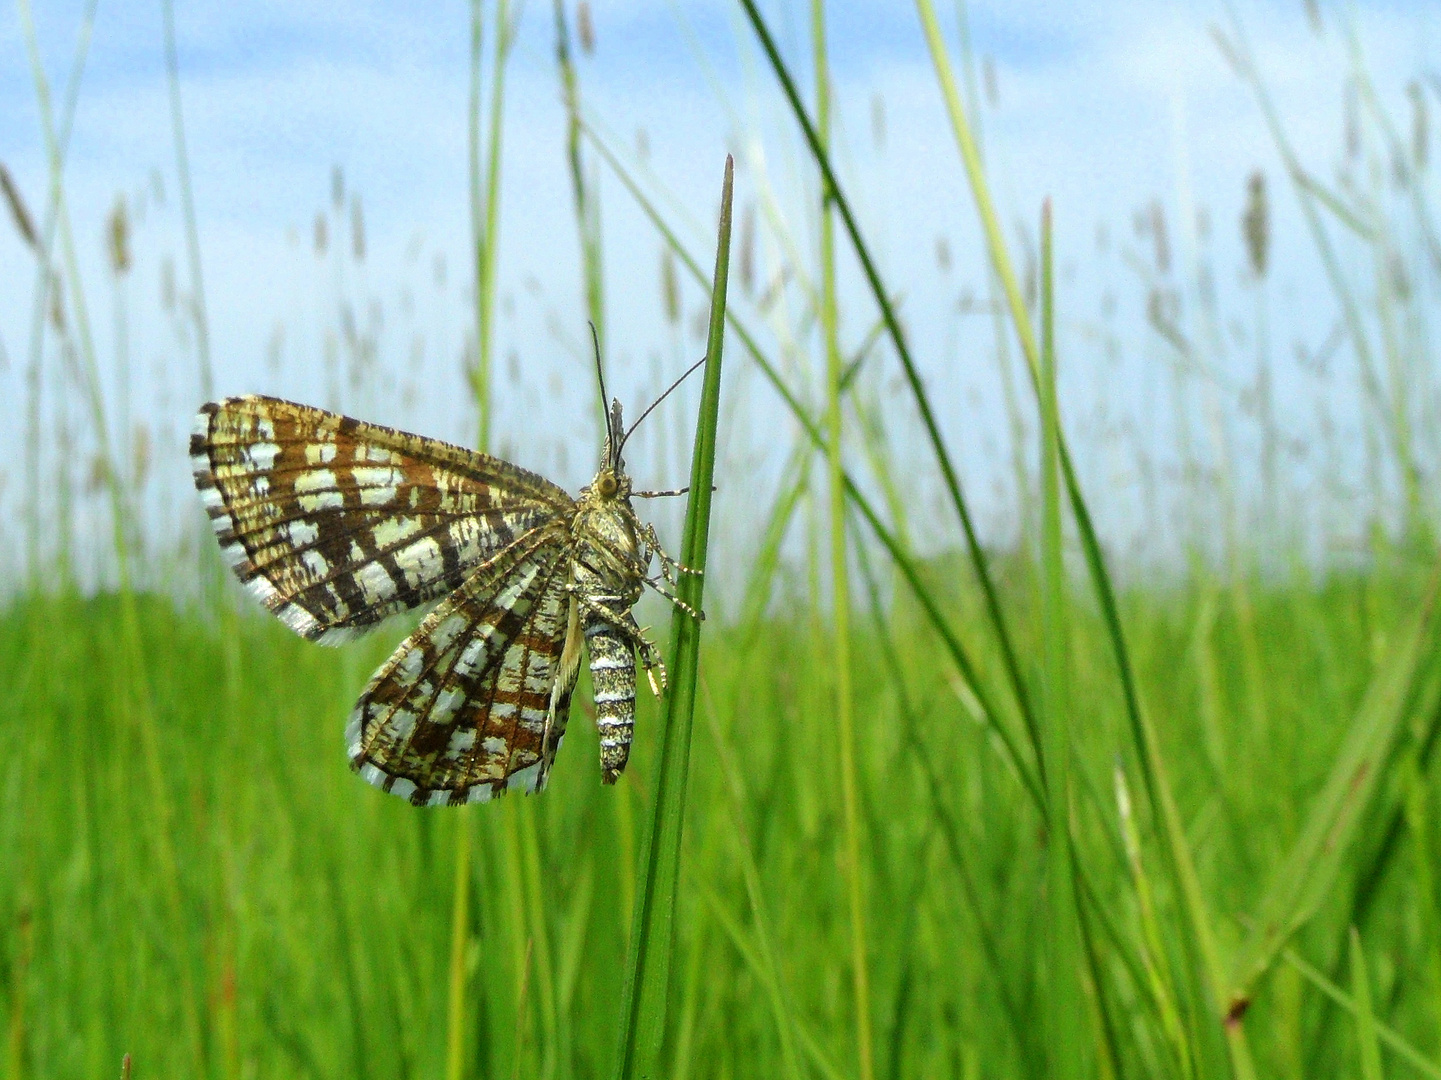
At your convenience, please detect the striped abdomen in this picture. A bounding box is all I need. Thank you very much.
[585,617,635,782]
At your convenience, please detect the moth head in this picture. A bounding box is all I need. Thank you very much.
[595,468,620,500]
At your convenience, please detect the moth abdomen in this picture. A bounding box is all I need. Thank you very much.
[585,618,636,783]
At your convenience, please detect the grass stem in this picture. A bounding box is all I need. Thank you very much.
[1038,202,1084,1079]
[161,0,213,400]
[612,154,732,1080]
[811,3,874,1076]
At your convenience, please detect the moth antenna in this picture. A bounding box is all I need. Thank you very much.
[617,353,708,459]
[590,322,612,452]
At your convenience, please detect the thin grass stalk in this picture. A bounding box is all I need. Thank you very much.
[502,808,535,1076]
[1217,5,1408,498]
[1280,945,1441,1079]
[161,0,213,400]
[552,849,597,1071]
[810,3,874,1076]
[321,847,372,1080]
[912,7,1244,1067]
[19,13,199,1068]
[1115,766,1195,1078]
[1037,202,1085,1079]
[447,1,512,1070]
[519,804,559,1075]
[1349,928,1386,1080]
[581,117,1045,809]
[1072,879,1125,1080]
[468,0,487,448]
[612,155,731,1080]
[738,442,811,637]
[852,532,1032,1063]
[848,395,910,551]
[1229,564,1441,1002]
[1343,24,1441,279]
[735,0,1044,778]
[670,906,709,1080]
[470,0,514,453]
[553,0,605,360]
[164,0,249,1059]
[946,0,1037,539]
[19,0,96,588]
[1402,750,1441,1035]
[445,811,473,1080]
[1303,680,1441,1076]
[700,686,804,1080]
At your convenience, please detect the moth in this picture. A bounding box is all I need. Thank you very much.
[190,375,700,806]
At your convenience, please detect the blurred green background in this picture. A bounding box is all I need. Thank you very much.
[4,1,1441,1077]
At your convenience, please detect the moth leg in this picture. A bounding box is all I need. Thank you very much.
[636,524,704,622]
[639,523,703,581]
[626,614,667,695]
[643,575,703,621]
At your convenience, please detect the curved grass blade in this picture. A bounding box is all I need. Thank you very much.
[1349,928,1386,1080]
[700,688,804,1080]
[1281,944,1441,1080]
[612,154,733,1080]
[912,6,1246,1070]
[1226,565,1441,1011]
[852,530,1032,1060]
[735,0,1043,778]
[1037,201,1085,1080]
[581,116,1044,811]
[811,4,874,1076]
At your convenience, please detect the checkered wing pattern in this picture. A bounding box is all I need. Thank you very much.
[347,525,582,804]
[191,396,573,643]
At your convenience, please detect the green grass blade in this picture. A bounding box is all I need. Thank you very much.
[448,3,516,1070]
[852,532,1032,1059]
[735,0,1043,775]
[553,0,605,367]
[701,693,804,1080]
[1227,565,1441,1010]
[467,0,514,453]
[739,441,811,637]
[17,0,95,589]
[1350,928,1387,1080]
[1216,6,1408,490]
[20,4,200,1069]
[812,3,875,1076]
[914,7,1243,1068]
[1281,945,1441,1080]
[581,115,1044,810]
[1037,202,1085,1079]
[161,0,213,400]
[612,154,732,1080]
[445,813,473,1080]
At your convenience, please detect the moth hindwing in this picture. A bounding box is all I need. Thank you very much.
[191,394,693,805]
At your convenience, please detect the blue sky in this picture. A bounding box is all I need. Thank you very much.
[1,0,1438,588]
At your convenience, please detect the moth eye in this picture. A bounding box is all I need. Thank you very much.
[598,473,618,498]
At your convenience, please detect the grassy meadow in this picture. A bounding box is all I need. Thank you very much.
[5,2,1441,1078]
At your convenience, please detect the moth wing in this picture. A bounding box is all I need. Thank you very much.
[347,525,580,805]
[191,395,573,643]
